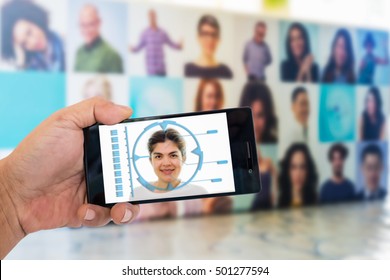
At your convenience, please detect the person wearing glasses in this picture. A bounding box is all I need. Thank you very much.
[74,4,123,73]
[184,14,233,79]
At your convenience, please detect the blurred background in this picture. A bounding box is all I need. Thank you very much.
[1,0,390,259]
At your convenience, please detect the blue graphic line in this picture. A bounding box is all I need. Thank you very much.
[192,178,222,183]
[124,126,134,198]
[133,155,149,161]
[185,160,228,166]
[182,129,219,137]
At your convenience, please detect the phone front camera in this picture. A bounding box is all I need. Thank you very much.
[248,169,253,174]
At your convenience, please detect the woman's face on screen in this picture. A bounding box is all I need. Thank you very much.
[13,20,47,52]
[201,83,220,111]
[289,151,307,190]
[289,27,305,59]
[251,100,266,142]
[333,36,347,68]
[150,140,184,184]
[198,24,219,58]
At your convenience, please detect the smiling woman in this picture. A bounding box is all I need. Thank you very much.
[133,128,208,199]
[1,0,65,71]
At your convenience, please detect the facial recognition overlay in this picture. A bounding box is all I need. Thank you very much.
[319,85,356,142]
[357,29,390,85]
[99,112,235,203]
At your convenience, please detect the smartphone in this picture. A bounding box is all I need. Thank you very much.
[83,108,261,207]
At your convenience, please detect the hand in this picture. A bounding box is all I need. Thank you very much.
[301,54,313,74]
[202,197,233,215]
[0,98,139,258]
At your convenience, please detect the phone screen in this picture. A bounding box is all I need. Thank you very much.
[98,112,236,203]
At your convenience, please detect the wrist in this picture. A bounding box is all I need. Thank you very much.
[0,158,26,259]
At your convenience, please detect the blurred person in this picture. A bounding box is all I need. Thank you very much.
[358,33,389,84]
[251,151,277,210]
[359,86,386,141]
[356,144,387,200]
[1,0,65,71]
[239,81,278,143]
[243,21,272,81]
[278,143,318,208]
[280,22,319,82]
[289,86,310,142]
[194,79,224,111]
[130,9,182,76]
[320,143,355,204]
[0,97,140,259]
[322,29,355,84]
[74,4,123,73]
[83,76,112,100]
[184,14,233,79]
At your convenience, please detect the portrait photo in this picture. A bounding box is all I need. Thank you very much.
[66,74,129,106]
[183,78,236,113]
[182,9,235,79]
[128,3,185,77]
[233,16,279,84]
[0,0,66,72]
[276,83,319,158]
[68,0,127,74]
[279,21,319,83]
[319,26,358,84]
[356,86,388,141]
[313,142,356,204]
[356,29,389,85]
[355,141,388,201]
[319,85,356,142]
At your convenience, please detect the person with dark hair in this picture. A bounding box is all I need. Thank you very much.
[278,143,318,208]
[356,144,387,200]
[320,143,355,204]
[130,9,182,76]
[243,21,272,81]
[239,81,278,143]
[251,151,276,211]
[280,22,319,82]
[194,79,224,111]
[359,86,386,140]
[358,32,389,84]
[74,4,123,73]
[1,0,65,71]
[322,29,355,84]
[184,14,233,79]
[134,128,232,219]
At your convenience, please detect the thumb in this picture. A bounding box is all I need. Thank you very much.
[59,97,132,128]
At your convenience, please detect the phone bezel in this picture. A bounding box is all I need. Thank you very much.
[83,107,261,207]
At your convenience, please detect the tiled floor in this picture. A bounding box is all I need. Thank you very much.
[6,201,390,259]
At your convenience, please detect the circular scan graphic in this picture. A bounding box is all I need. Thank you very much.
[132,120,203,192]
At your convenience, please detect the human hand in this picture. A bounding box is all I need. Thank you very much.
[301,54,313,73]
[0,98,140,257]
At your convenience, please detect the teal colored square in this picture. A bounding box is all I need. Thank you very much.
[130,77,183,118]
[319,85,356,142]
[0,72,65,148]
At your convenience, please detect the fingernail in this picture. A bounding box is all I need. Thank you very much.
[84,209,96,221]
[121,208,133,223]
